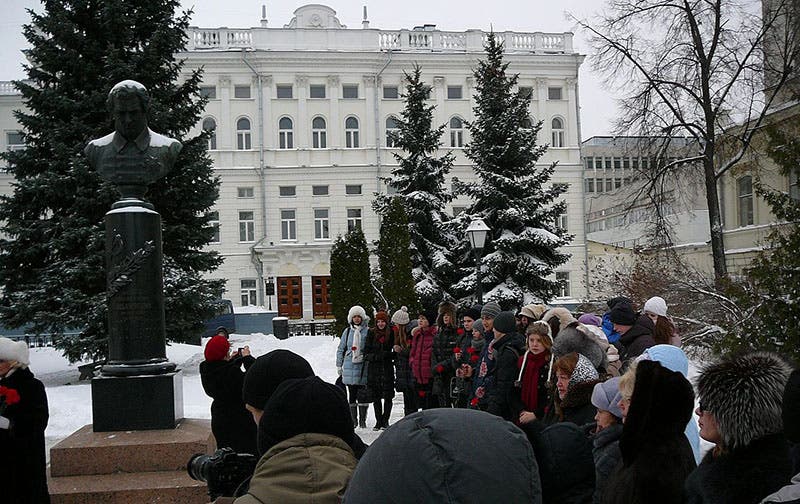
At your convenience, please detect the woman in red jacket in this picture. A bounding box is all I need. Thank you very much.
[512,320,554,425]
[409,309,437,410]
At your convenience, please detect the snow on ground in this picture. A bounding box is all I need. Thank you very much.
[35,333,402,458]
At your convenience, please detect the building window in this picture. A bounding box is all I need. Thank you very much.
[556,208,568,231]
[556,272,570,297]
[201,118,216,150]
[548,87,563,100]
[312,117,327,149]
[790,171,800,201]
[312,185,329,196]
[279,186,296,197]
[585,178,594,193]
[314,209,330,239]
[234,85,251,99]
[596,178,604,193]
[241,279,258,306]
[383,85,399,99]
[237,187,254,198]
[447,86,463,99]
[551,117,564,148]
[615,178,622,189]
[342,84,359,99]
[586,157,594,170]
[386,116,400,147]
[208,211,220,243]
[281,210,297,240]
[199,86,216,99]
[347,208,362,230]
[519,86,533,99]
[345,117,360,148]
[279,117,294,149]
[449,117,465,148]
[623,157,630,170]
[277,85,293,99]
[614,157,622,170]
[236,118,252,150]
[309,84,326,99]
[345,184,362,195]
[238,211,255,242]
[737,175,754,227]
[606,178,613,192]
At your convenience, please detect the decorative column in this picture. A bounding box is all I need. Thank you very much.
[219,75,232,148]
[535,77,549,145]
[565,77,578,147]
[433,76,446,130]
[327,75,341,148]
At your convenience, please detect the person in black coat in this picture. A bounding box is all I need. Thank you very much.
[608,303,655,372]
[363,310,395,430]
[0,337,50,504]
[528,422,595,503]
[200,335,257,454]
[542,352,600,427]
[604,360,696,504]
[431,301,460,408]
[685,352,793,504]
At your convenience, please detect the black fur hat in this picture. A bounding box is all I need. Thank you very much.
[696,352,792,450]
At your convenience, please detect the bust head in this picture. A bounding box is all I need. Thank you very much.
[107,80,150,141]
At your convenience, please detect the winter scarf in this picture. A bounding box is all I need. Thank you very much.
[517,351,549,414]
[349,324,366,363]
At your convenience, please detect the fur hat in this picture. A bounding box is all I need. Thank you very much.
[542,308,578,332]
[375,310,389,323]
[391,306,410,326]
[242,350,314,410]
[643,296,668,318]
[552,327,607,371]
[696,352,792,450]
[608,303,637,326]
[481,302,501,320]
[0,337,29,367]
[462,305,482,322]
[783,369,800,443]
[519,304,547,321]
[592,377,623,419]
[204,335,230,362]
[348,305,368,325]
[437,301,457,327]
[493,311,517,335]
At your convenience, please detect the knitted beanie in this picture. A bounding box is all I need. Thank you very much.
[391,306,410,325]
[375,310,389,323]
[204,335,230,362]
[242,349,315,410]
[481,302,501,320]
[492,311,517,335]
[608,303,637,326]
[643,296,668,317]
[591,377,623,419]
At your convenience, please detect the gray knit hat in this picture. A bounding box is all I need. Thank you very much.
[591,377,623,419]
[391,306,410,325]
[481,301,501,320]
[493,311,517,335]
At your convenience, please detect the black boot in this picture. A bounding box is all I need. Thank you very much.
[381,399,393,429]
[372,401,383,431]
[357,404,368,429]
[349,403,357,428]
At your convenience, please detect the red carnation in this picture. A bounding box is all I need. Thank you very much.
[351,346,357,351]
[0,386,21,415]
[436,364,444,374]
[457,328,465,336]
[453,347,461,354]
[470,354,479,363]
[418,390,427,398]
[470,397,479,407]
[378,337,385,344]
[467,347,476,354]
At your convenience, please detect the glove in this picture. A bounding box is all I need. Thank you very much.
[0,416,9,429]
[337,367,343,376]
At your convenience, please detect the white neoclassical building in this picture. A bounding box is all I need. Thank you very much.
[1,4,588,319]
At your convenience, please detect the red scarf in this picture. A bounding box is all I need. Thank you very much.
[518,351,548,413]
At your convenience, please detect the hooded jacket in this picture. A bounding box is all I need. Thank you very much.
[336,306,370,386]
[342,408,542,503]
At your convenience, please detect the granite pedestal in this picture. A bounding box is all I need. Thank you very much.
[92,371,183,432]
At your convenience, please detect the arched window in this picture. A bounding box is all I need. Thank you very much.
[236,117,251,150]
[737,175,754,226]
[312,116,327,149]
[279,117,293,149]
[449,117,464,148]
[202,117,217,150]
[386,116,400,148]
[551,117,564,148]
[345,117,359,148]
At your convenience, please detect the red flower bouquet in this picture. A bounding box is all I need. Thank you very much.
[453,347,461,354]
[457,328,465,336]
[0,386,21,415]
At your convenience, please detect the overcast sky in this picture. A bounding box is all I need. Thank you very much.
[0,0,620,138]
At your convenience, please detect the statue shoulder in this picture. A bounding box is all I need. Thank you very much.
[148,129,182,154]
[85,132,116,154]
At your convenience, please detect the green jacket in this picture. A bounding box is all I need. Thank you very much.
[234,433,357,504]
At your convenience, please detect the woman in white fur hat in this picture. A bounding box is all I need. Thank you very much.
[0,336,50,503]
[643,296,681,347]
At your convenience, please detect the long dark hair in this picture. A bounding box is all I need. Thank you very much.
[652,316,676,345]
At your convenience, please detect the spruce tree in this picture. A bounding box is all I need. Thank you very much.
[373,64,457,309]
[375,197,420,315]
[0,0,223,361]
[329,226,373,335]
[452,33,572,309]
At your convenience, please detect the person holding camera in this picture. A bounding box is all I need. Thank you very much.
[200,335,257,455]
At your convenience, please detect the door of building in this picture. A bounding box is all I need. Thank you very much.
[312,276,333,319]
[277,276,303,319]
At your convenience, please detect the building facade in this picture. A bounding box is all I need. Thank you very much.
[1,4,588,318]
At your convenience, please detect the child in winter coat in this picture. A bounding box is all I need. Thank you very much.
[391,306,417,416]
[511,320,553,425]
[336,305,371,429]
[409,309,437,410]
[454,312,487,408]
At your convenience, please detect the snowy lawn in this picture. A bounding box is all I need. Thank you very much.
[34,333,403,459]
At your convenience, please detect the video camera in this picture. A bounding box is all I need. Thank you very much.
[187,448,258,499]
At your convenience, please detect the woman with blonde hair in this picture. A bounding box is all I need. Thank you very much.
[511,320,554,425]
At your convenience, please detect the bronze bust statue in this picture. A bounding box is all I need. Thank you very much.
[85,80,182,200]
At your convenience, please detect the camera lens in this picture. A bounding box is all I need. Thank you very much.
[187,453,210,482]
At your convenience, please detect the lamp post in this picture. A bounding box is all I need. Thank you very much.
[466,218,490,304]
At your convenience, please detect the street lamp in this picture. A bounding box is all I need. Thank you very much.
[466,217,490,304]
